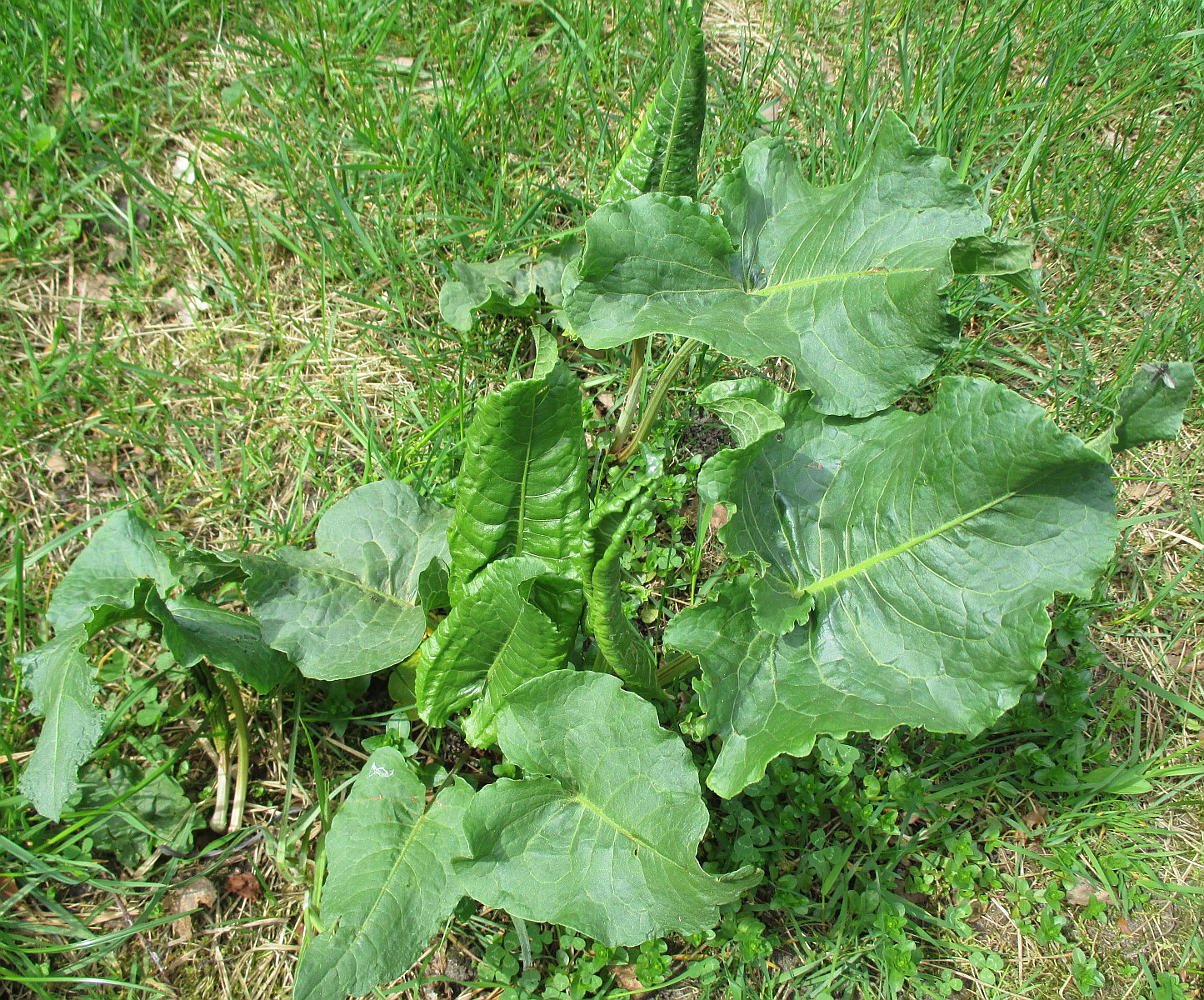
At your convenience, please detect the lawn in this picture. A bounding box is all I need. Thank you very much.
[1,0,1201,997]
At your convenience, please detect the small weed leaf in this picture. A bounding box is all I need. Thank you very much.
[1113,360,1196,452]
[438,237,579,333]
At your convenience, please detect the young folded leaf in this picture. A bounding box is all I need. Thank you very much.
[585,490,659,695]
[454,671,759,945]
[566,115,1031,417]
[294,749,472,1000]
[598,13,706,202]
[243,480,451,681]
[667,377,1118,797]
[416,556,580,747]
[448,363,590,600]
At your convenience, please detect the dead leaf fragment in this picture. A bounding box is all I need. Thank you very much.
[1066,878,1109,907]
[224,871,260,901]
[167,876,218,943]
[708,503,729,534]
[171,877,217,913]
[610,965,643,991]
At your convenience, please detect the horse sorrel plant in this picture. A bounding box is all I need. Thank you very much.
[17,9,1194,999]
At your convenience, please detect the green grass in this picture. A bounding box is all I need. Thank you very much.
[1,0,1201,997]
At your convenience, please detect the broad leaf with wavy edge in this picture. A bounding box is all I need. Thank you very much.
[667,377,1117,797]
[448,363,590,601]
[454,671,759,945]
[19,626,106,820]
[416,557,579,747]
[244,481,450,681]
[295,749,472,1000]
[566,115,1029,417]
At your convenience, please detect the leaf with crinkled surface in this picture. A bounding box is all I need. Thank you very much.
[599,15,705,201]
[439,238,579,332]
[243,481,450,681]
[566,115,1022,416]
[448,363,590,600]
[294,749,472,1000]
[586,492,658,695]
[667,377,1118,797]
[454,671,759,945]
[416,557,579,747]
[48,511,177,630]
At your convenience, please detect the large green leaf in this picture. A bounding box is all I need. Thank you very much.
[243,481,450,681]
[47,511,177,630]
[599,15,706,202]
[566,115,1025,416]
[144,592,295,694]
[416,557,579,747]
[295,749,472,1000]
[18,626,105,821]
[454,671,759,945]
[667,377,1118,797]
[448,363,590,600]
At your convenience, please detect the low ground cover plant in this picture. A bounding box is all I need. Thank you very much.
[14,9,1195,999]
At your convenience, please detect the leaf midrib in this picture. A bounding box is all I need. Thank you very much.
[569,789,687,874]
[334,794,440,970]
[803,489,1020,597]
[270,555,419,612]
